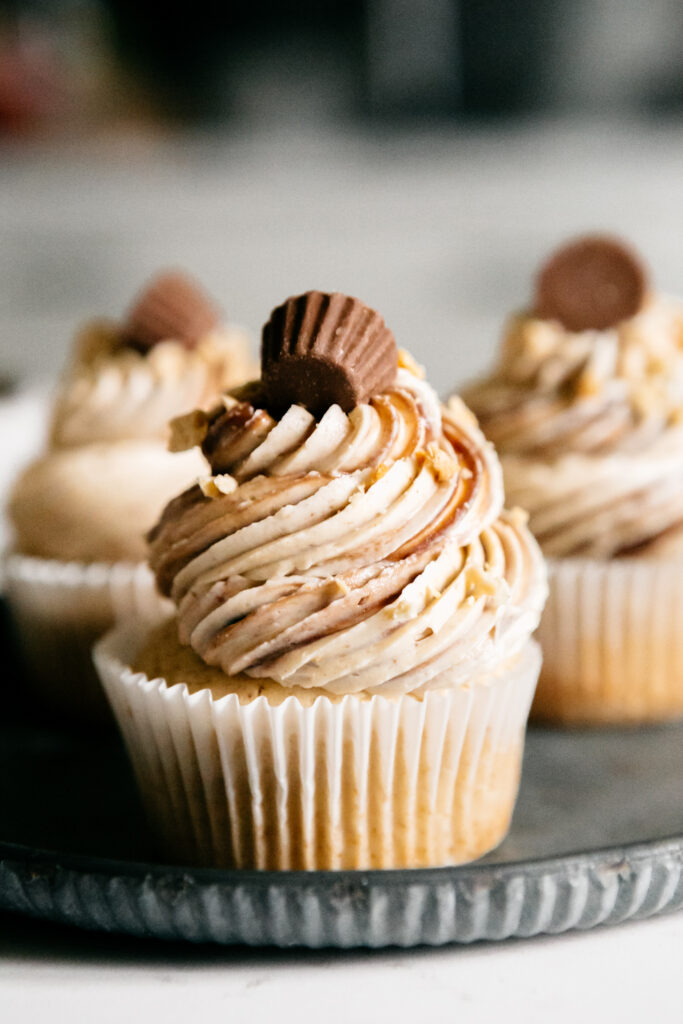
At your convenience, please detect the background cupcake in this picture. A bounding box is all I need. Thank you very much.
[5,271,255,722]
[464,236,683,724]
[95,290,547,870]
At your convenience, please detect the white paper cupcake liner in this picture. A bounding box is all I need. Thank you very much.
[3,552,169,722]
[94,622,541,870]
[534,557,683,725]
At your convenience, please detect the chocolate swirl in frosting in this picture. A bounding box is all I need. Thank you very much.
[148,294,546,697]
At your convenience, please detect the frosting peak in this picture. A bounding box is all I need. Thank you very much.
[149,365,545,695]
[464,235,683,558]
[465,296,683,459]
[50,322,256,449]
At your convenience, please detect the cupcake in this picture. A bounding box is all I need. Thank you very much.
[95,290,547,869]
[464,235,683,724]
[5,271,255,721]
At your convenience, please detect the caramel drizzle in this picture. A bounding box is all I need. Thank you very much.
[388,420,479,561]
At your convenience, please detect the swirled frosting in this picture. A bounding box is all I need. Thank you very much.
[149,367,546,696]
[10,321,254,564]
[50,320,256,448]
[464,296,683,557]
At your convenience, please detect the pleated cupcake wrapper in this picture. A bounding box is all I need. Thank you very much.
[534,557,683,725]
[3,552,169,721]
[95,623,541,870]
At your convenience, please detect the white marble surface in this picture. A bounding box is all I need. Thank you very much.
[2,909,683,1023]
[1,118,683,1020]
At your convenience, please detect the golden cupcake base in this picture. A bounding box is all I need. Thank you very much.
[95,621,541,870]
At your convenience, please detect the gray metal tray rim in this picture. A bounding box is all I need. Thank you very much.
[3,832,683,886]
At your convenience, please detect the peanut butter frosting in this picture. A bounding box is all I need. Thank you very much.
[149,326,546,697]
[9,271,254,563]
[465,247,683,558]
[9,440,206,563]
[50,319,256,448]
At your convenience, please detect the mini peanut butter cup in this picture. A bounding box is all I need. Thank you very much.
[123,270,220,351]
[261,291,398,416]
[535,235,648,332]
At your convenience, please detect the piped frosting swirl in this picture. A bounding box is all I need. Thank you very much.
[464,238,683,557]
[50,320,255,447]
[49,270,256,449]
[149,303,546,696]
[10,271,255,564]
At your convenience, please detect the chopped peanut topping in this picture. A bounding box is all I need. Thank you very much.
[509,506,530,527]
[575,369,603,398]
[72,320,120,365]
[367,463,391,486]
[199,473,238,498]
[416,443,458,482]
[328,578,350,598]
[524,320,557,357]
[168,409,209,452]
[388,596,415,621]
[465,566,498,600]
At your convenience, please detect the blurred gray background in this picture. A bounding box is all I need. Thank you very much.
[0,0,682,393]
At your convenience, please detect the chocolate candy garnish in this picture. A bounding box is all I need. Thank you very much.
[261,291,398,417]
[535,235,648,332]
[123,270,220,351]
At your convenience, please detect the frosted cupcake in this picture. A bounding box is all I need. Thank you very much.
[95,290,547,869]
[49,270,254,451]
[464,236,683,724]
[5,271,255,721]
